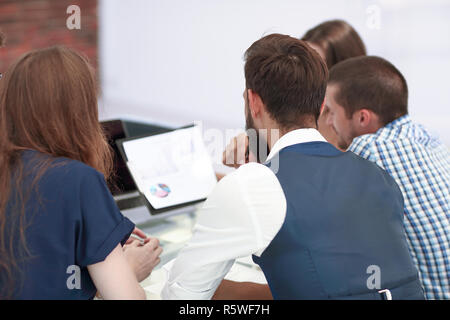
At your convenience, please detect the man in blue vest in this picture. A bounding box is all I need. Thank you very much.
[161,34,424,300]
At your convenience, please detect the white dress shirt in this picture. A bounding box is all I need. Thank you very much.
[161,128,327,300]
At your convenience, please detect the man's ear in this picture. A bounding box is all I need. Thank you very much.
[358,109,371,128]
[357,109,380,129]
[247,89,263,118]
[320,98,326,115]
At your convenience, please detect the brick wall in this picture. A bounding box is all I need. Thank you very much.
[0,0,98,72]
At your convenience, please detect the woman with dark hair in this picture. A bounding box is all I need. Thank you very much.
[302,20,366,149]
[301,19,366,69]
[0,46,161,299]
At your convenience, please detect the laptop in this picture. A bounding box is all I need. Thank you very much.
[101,119,172,213]
[115,124,217,218]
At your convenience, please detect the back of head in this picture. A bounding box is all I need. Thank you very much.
[302,20,366,68]
[328,56,409,126]
[244,33,328,129]
[0,45,111,177]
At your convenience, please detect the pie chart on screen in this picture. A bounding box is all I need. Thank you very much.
[150,183,171,198]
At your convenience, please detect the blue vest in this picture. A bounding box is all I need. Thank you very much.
[253,142,424,300]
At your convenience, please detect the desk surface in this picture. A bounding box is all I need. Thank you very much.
[122,206,267,299]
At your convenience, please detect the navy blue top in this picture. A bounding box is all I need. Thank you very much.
[6,150,135,299]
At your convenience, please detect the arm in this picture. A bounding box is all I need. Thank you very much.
[76,169,154,299]
[162,163,286,300]
[212,280,273,300]
[87,244,146,300]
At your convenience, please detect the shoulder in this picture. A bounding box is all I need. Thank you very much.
[22,150,105,188]
[196,162,287,254]
[348,133,378,160]
[345,146,403,198]
[208,162,286,210]
[220,162,281,191]
[51,158,103,182]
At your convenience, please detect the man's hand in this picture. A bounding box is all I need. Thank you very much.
[123,237,163,282]
[222,133,257,168]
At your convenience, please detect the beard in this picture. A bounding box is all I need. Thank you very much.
[337,137,350,151]
[335,125,357,151]
[245,103,254,132]
[245,102,269,163]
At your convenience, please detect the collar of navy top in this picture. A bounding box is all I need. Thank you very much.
[265,128,327,162]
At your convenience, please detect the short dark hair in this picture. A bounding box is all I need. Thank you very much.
[302,20,366,69]
[244,34,328,129]
[328,56,408,126]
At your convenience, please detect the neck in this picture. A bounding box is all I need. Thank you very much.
[359,122,383,137]
[266,123,318,151]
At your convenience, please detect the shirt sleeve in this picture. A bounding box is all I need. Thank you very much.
[75,167,135,267]
[161,163,287,300]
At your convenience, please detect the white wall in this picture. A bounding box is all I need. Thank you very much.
[99,0,450,146]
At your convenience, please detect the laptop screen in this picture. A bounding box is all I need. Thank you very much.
[121,125,217,210]
[101,120,138,195]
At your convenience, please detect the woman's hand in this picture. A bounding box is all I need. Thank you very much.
[123,237,163,282]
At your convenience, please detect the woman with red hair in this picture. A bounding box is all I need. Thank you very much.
[0,46,161,299]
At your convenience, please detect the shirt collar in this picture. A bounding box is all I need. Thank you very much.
[385,114,412,129]
[266,128,327,162]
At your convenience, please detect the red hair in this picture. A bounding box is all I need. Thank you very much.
[0,46,113,298]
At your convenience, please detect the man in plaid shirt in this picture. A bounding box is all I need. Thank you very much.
[325,56,449,299]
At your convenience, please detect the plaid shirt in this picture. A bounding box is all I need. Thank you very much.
[349,114,450,299]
